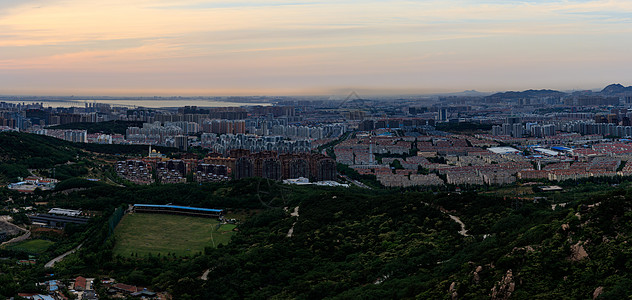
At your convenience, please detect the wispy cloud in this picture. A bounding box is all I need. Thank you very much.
[151,1,322,10]
[1,0,631,95]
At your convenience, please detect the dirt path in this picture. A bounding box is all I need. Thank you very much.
[287,206,299,238]
[105,175,125,188]
[201,269,211,281]
[421,202,471,237]
[447,214,470,237]
[0,219,29,247]
[0,231,31,247]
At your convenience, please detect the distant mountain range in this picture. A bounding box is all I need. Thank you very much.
[438,90,492,97]
[600,83,632,95]
[485,89,567,100]
[484,83,632,100]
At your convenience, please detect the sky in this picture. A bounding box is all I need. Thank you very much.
[0,0,631,96]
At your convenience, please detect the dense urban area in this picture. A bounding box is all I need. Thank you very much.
[2,84,632,299]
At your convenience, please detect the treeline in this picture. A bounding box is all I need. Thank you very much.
[0,132,177,182]
[4,129,632,298]
[47,178,307,211]
[0,132,82,181]
[5,177,632,298]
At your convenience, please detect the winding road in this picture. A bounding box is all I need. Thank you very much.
[45,242,84,268]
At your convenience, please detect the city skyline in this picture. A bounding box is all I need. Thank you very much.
[1,0,632,96]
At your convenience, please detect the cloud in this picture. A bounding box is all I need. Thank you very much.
[1,0,631,94]
[151,1,322,10]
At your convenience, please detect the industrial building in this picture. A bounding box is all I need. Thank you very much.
[29,208,90,228]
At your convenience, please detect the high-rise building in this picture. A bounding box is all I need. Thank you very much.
[542,124,556,137]
[502,123,512,136]
[175,135,188,151]
[359,120,375,131]
[438,108,448,122]
[506,116,521,124]
[530,125,543,137]
[491,125,502,136]
[235,156,254,179]
[64,130,87,143]
[511,124,523,138]
[262,158,282,180]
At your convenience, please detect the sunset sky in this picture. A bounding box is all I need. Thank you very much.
[1,0,631,96]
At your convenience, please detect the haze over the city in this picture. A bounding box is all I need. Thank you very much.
[1,0,631,96]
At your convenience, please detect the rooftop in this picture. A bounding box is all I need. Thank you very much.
[488,146,520,154]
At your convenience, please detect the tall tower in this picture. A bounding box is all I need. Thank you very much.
[369,135,374,164]
[438,108,448,122]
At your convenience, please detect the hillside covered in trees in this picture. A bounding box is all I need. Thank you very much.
[1,132,632,299]
[0,132,176,183]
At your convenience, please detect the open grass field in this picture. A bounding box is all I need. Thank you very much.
[113,213,235,257]
[5,239,55,254]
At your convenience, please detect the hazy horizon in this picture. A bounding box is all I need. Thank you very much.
[0,84,623,98]
[2,0,631,96]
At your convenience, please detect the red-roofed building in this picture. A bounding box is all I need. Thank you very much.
[74,276,87,291]
[113,283,140,294]
[17,293,39,298]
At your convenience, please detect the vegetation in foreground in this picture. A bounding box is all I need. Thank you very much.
[5,239,55,254]
[2,132,632,299]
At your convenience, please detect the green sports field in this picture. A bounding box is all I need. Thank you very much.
[113,213,235,257]
[5,239,55,254]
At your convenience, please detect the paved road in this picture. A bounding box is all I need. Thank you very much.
[45,242,84,268]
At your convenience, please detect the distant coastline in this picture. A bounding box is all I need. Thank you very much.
[0,98,272,108]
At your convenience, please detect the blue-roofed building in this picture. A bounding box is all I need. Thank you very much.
[47,280,59,292]
[19,295,55,300]
[551,146,571,152]
[133,204,223,218]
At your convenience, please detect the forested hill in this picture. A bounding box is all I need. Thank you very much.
[485,89,566,101]
[41,180,632,299]
[0,131,80,164]
[2,132,632,299]
[0,132,82,181]
[0,131,174,182]
[185,189,632,299]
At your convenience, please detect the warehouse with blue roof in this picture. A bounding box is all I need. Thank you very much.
[551,146,572,152]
